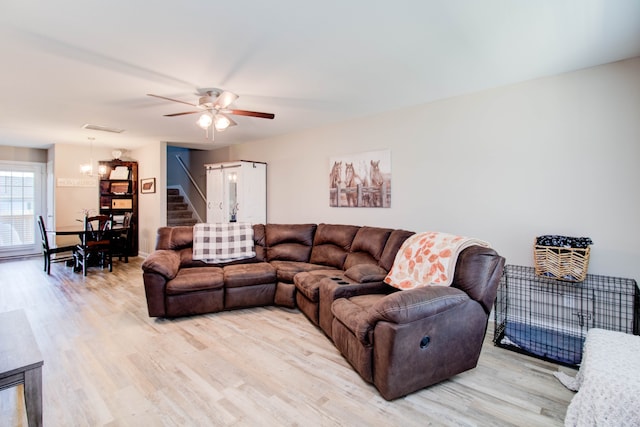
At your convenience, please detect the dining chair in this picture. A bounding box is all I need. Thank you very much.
[110,212,133,263]
[37,215,76,275]
[75,215,113,276]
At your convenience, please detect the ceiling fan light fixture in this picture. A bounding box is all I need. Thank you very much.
[214,114,231,131]
[216,91,239,109]
[198,94,215,109]
[197,113,213,129]
[148,89,273,138]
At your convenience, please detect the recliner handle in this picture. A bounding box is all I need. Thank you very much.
[420,335,431,349]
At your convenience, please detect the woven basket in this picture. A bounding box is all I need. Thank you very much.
[533,243,590,282]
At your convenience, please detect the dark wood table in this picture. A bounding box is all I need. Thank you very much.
[48,225,129,272]
[0,309,44,427]
[47,224,126,236]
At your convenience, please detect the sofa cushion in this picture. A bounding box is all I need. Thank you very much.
[378,229,415,272]
[266,223,316,246]
[253,224,267,262]
[178,248,209,268]
[166,290,224,318]
[344,226,392,270]
[274,282,296,308]
[158,225,266,261]
[268,243,312,262]
[155,226,194,250]
[192,222,256,263]
[179,247,263,268]
[310,224,360,269]
[166,267,224,295]
[225,283,276,309]
[223,262,276,288]
[343,252,378,270]
[269,260,337,282]
[155,227,174,250]
[266,223,317,262]
[344,264,388,283]
[294,270,343,302]
[332,294,385,344]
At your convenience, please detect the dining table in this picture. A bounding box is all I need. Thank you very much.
[46,225,85,254]
[47,223,127,236]
[46,224,128,272]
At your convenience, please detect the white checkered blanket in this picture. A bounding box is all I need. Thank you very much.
[192,222,255,263]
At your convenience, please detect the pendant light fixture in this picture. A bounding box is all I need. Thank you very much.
[80,137,95,175]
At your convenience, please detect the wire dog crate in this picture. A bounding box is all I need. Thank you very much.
[494,265,639,367]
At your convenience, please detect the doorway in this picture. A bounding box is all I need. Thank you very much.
[0,162,44,258]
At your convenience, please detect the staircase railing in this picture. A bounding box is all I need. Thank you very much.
[175,155,206,203]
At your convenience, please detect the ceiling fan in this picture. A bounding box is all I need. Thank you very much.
[147,89,275,139]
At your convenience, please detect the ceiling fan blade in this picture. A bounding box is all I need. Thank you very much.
[214,91,239,109]
[227,109,275,119]
[164,111,200,117]
[147,93,198,107]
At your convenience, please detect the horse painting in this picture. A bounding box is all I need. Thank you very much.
[330,161,342,188]
[370,160,383,187]
[329,149,391,208]
[344,162,368,188]
[344,162,370,206]
[368,160,385,206]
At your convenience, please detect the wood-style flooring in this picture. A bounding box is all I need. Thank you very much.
[0,256,577,426]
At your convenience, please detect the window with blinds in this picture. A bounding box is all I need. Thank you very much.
[0,162,43,257]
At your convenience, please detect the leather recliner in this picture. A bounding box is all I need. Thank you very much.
[330,245,505,400]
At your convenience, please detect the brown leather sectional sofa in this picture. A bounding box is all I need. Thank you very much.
[141,223,505,400]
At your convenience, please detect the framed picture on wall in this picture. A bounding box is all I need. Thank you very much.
[329,149,391,208]
[140,178,156,194]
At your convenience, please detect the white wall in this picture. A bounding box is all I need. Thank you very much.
[0,146,47,163]
[132,141,166,256]
[195,58,640,281]
[52,143,114,245]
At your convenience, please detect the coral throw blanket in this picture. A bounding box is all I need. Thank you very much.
[384,231,490,290]
[192,222,255,263]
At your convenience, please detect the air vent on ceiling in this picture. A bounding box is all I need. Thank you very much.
[82,124,125,133]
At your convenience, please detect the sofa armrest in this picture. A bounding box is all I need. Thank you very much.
[143,271,168,317]
[343,264,387,283]
[141,250,181,279]
[331,298,375,343]
[368,286,469,325]
[319,280,392,336]
[327,280,390,300]
[332,287,470,346]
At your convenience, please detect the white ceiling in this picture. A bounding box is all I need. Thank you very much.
[1,0,639,151]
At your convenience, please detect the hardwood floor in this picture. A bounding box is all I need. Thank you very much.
[0,257,577,426]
